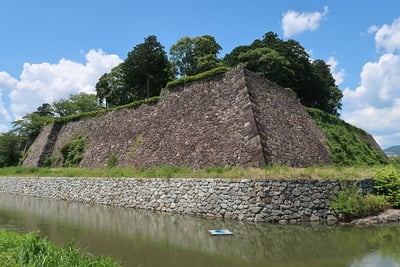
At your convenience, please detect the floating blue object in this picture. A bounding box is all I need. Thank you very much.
[208,229,234,236]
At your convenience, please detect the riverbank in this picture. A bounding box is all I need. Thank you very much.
[351,209,400,225]
[0,177,375,223]
[0,230,120,266]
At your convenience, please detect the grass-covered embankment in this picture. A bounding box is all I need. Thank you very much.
[307,108,388,165]
[0,230,120,267]
[0,165,380,179]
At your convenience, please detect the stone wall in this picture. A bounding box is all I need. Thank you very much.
[23,68,331,169]
[0,177,374,223]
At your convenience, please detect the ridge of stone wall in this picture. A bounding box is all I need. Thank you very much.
[23,68,331,168]
[244,70,331,166]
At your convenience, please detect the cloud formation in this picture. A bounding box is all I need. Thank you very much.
[372,17,400,53]
[282,6,328,37]
[326,57,345,86]
[0,49,122,131]
[342,17,400,149]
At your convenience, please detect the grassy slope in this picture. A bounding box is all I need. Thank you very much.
[307,108,388,166]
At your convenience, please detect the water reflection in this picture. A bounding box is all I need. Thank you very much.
[0,193,400,267]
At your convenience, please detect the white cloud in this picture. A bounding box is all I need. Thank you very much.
[342,51,400,149]
[0,49,122,132]
[343,17,400,148]
[374,17,400,53]
[326,57,345,85]
[0,72,16,123]
[282,6,328,37]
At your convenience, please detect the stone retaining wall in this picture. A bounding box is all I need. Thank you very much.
[23,69,331,169]
[0,177,375,223]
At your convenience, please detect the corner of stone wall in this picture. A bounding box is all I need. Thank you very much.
[22,123,63,167]
[242,69,331,167]
[238,70,266,167]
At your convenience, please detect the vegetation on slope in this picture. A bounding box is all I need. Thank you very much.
[307,107,388,166]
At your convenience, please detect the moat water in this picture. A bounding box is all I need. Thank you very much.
[0,193,399,267]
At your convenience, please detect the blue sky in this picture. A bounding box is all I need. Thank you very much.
[0,1,399,149]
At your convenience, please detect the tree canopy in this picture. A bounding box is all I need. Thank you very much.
[223,32,343,115]
[170,35,222,76]
[96,63,129,108]
[0,132,21,167]
[96,35,171,107]
[53,93,102,117]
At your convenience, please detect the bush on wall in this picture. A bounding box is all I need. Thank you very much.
[60,134,86,167]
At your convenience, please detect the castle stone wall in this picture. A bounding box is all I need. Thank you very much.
[23,69,331,168]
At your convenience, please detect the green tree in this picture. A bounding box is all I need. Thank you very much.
[308,60,343,116]
[237,47,293,86]
[170,35,222,76]
[35,103,54,117]
[52,93,102,117]
[124,35,171,100]
[224,31,342,116]
[12,106,54,152]
[96,63,132,108]
[0,132,21,167]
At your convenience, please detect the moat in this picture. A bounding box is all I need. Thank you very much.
[0,193,400,267]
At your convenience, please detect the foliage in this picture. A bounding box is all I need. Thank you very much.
[55,96,159,124]
[0,230,120,266]
[107,153,118,168]
[52,93,102,117]
[166,66,231,88]
[12,111,54,150]
[96,36,171,108]
[374,165,400,207]
[35,103,54,117]
[59,134,86,167]
[170,35,223,76]
[330,184,389,221]
[96,63,132,108]
[0,132,21,167]
[124,35,172,100]
[389,156,400,168]
[307,107,388,165]
[224,31,342,116]
[9,94,102,162]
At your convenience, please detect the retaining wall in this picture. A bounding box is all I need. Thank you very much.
[0,177,374,223]
[23,69,331,169]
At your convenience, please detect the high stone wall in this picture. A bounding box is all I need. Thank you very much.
[23,68,332,168]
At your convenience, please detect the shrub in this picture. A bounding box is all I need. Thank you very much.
[374,165,400,207]
[107,153,118,168]
[330,184,389,221]
[60,134,86,167]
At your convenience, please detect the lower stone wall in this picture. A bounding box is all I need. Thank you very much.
[0,177,374,223]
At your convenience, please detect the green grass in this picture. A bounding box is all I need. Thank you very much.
[307,108,388,166]
[0,230,120,267]
[0,164,380,180]
[166,66,232,88]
